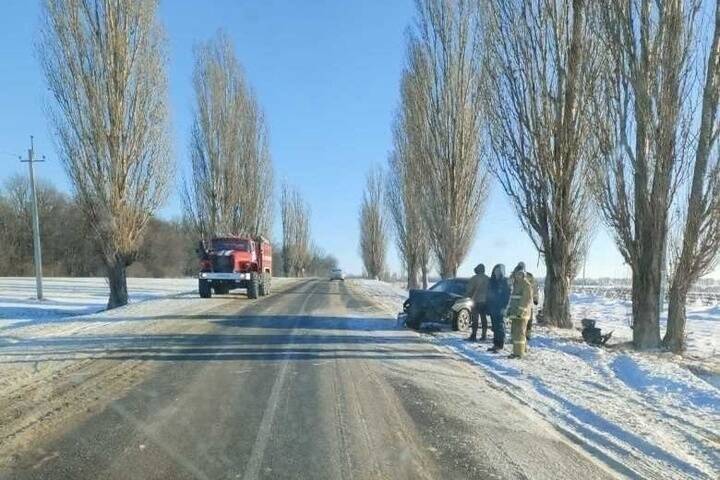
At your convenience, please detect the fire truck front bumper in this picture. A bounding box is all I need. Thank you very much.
[198,272,251,281]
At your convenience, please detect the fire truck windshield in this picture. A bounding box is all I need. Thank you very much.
[211,239,250,251]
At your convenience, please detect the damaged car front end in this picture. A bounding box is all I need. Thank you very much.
[398,278,474,331]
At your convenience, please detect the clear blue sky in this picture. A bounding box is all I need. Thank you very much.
[0,0,633,278]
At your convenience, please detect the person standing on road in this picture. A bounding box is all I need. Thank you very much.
[465,263,489,342]
[507,263,534,358]
[512,262,539,341]
[486,264,510,353]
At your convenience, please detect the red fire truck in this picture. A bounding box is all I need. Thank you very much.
[197,236,272,299]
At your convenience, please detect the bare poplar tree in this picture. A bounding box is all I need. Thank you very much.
[407,0,489,278]
[359,166,388,279]
[591,0,698,348]
[386,68,432,290]
[183,31,273,240]
[39,0,171,308]
[483,0,598,328]
[665,0,720,352]
[281,183,311,277]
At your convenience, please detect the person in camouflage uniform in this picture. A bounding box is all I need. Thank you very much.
[512,262,539,340]
[507,263,535,358]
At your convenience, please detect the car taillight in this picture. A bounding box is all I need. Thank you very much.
[236,262,250,272]
[200,259,212,271]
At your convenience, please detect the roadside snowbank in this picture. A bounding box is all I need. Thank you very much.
[0,277,197,330]
[352,278,720,480]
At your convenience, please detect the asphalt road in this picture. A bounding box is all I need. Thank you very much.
[1,279,616,479]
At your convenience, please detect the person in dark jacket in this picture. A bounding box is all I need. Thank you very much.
[465,263,489,341]
[486,264,510,353]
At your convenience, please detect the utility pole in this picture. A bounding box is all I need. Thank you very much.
[20,136,45,300]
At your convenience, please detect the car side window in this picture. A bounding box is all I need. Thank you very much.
[449,281,463,296]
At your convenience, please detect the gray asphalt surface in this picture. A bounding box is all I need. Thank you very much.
[1,279,617,479]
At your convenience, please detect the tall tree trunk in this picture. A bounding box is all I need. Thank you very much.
[665,280,688,352]
[439,264,456,279]
[438,250,457,279]
[421,262,429,289]
[106,256,129,309]
[407,261,419,290]
[543,254,572,328]
[664,1,720,352]
[631,250,663,349]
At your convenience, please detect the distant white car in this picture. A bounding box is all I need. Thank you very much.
[329,268,345,281]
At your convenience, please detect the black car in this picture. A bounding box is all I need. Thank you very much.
[401,278,474,331]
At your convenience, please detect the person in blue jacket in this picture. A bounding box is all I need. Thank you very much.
[486,264,510,353]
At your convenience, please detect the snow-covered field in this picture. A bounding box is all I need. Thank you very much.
[571,291,720,361]
[353,279,720,480]
[0,277,197,330]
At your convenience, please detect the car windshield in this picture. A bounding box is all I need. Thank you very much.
[430,280,467,296]
[211,239,250,251]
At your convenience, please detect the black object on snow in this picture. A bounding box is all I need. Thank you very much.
[581,319,613,346]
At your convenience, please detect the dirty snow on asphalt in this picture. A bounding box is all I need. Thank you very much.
[353,278,720,480]
[0,277,267,467]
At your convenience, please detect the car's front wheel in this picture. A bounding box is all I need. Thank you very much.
[453,308,471,332]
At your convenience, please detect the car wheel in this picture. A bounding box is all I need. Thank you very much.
[454,308,471,332]
[406,315,421,330]
[406,305,421,330]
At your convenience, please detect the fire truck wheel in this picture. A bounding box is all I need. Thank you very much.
[247,273,260,299]
[199,279,212,299]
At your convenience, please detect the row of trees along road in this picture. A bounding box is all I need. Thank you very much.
[279,182,338,277]
[379,0,488,289]
[380,0,720,351]
[38,1,279,309]
[590,0,720,351]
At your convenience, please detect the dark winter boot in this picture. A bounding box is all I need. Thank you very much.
[466,323,478,342]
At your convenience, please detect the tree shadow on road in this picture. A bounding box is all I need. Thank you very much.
[0,315,449,363]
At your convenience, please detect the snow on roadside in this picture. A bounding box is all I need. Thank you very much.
[571,291,720,361]
[0,277,197,331]
[352,278,720,480]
